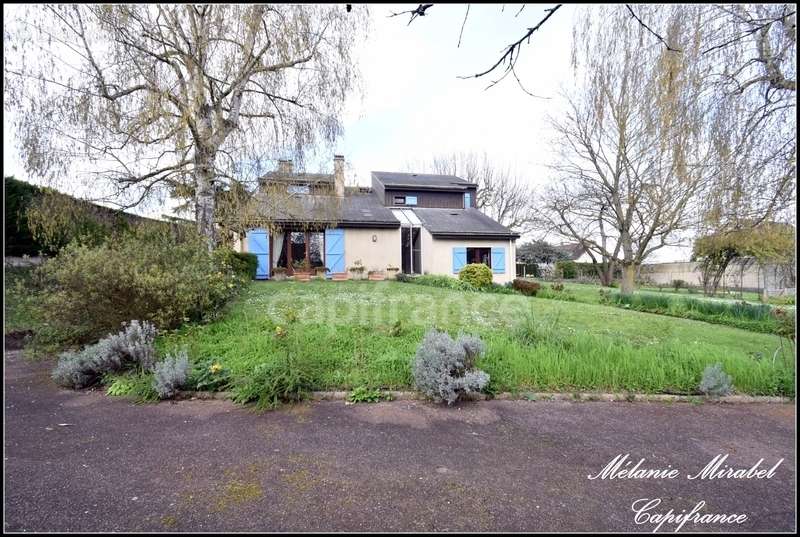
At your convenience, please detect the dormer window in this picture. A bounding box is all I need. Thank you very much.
[405,195,418,206]
[464,192,472,208]
[393,196,406,205]
[288,184,310,195]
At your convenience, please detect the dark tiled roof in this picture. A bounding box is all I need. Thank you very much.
[259,171,334,184]
[411,208,519,239]
[555,243,588,260]
[371,171,477,190]
[253,192,399,228]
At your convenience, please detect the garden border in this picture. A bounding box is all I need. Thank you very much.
[175,390,792,404]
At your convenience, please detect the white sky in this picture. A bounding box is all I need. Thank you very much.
[2,4,692,261]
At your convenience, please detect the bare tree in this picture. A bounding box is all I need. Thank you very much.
[4,4,365,250]
[406,152,537,234]
[538,5,710,294]
[693,4,796,234]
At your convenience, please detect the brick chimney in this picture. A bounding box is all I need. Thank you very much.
[333,155,345,197]
[277,159,293,176]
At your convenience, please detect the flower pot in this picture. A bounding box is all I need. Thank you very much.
[294,272,312,282]
[368,272,386,281]
[331,272,350,281]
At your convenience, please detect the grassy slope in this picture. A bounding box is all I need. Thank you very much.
[160,281,795,397]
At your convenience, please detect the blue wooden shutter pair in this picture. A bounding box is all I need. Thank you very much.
[491,247,506,274]
[452,247,467,273]
[247,229,270,279]
[325,228,345,275]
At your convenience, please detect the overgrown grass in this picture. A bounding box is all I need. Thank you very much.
[517,279,794,335]
[4,266,41,335]
[159,281,795,398]
[611,293,786,334]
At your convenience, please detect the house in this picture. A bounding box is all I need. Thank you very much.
[232,156,519,283]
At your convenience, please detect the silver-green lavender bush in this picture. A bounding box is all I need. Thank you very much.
[102,320,158,371]
[51,343,105,389]
[152,348,190,399]
[51,320,158,389]
[698,363,734,396]
[412,329,490,404]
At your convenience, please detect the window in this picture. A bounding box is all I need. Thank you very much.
[393,196,406,205]
[464,192,472,208]
[466,247,491,268]
[405,195,418,206]
[288,184,310,195]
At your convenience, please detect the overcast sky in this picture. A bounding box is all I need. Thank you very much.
[2,4,692,261]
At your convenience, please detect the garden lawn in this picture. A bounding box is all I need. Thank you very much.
[160,281,795,397]
[529,279,794,308]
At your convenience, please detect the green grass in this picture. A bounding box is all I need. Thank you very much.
[159,281,795,397]
[520,279,794,334]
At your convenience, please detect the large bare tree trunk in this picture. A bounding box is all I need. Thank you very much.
[621,264,637,294]
[195,145,217,251]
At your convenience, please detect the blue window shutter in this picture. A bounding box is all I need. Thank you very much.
[324,228,345,275]
[491,247,505,274]
[247,229,270,279]
[452,247,467,274]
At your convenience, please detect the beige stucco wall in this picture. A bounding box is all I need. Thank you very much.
[343,228,402,274]
[421,228,517,284]
[237,226,517,283]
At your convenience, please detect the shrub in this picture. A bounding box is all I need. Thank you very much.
[698,363,734,396]
[232,354,314,409]
[51,344,105,389]
[152,348,190,399]
[35,225,247,344]
[551,282,565,292]
[102,320,158,372]
[555,260,577,279]
[458,263,493,289]
[215,248,258,279]
[671,279,687,291]
[401,273,476,291]
[51,320,158,389]
[412,329,490,404]
[512,278,540,296]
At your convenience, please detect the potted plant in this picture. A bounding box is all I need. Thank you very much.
[348,259,365,280]
[313,266,328,281]
[272,267,287,281]
[368,269,386,281]
[293,259,312,282]
[386,265,400,279]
